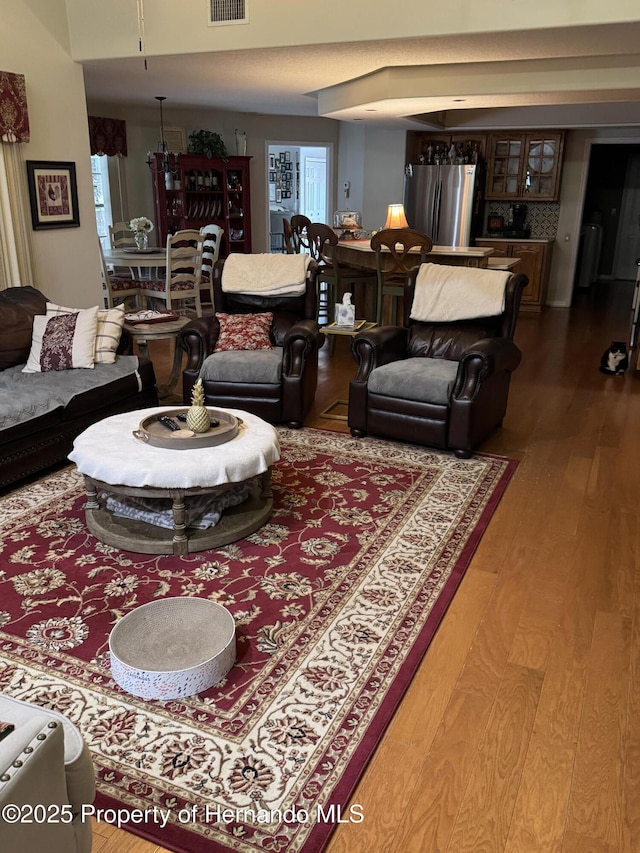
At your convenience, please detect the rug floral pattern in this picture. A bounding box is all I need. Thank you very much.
[0,429,515,852]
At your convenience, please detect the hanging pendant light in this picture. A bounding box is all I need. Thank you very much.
[146,96,178,176]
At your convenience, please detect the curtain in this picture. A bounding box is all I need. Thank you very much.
[0,141,34,290]
[0,71,30,143]
[88,116,127,157]
[0,70,34,288]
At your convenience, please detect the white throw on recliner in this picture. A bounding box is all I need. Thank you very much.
[0,694,95,853]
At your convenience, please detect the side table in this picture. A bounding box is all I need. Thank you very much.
[124,316,191,398]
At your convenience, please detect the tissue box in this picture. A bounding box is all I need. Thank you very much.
[335,302,356,328]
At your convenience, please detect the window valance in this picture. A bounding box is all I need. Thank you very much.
[88,115,127,157]
[0,71,30,143]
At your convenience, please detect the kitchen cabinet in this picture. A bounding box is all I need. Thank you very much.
[408,132,487,165]
[485,132,564,200]
[152,153,252,255]
[476,238,554,312]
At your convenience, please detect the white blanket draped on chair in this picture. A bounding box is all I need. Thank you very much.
[411,263,510,322]
[221,253,311,295]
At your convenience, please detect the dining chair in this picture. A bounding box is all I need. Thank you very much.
[138,229,204,317]
[199,223,224,309]
[290,214,312,253]
[108,221,135,249]
[98,241,141,309]
[306,222,378,328]
[283,218,295,254]
[370,227,434,326]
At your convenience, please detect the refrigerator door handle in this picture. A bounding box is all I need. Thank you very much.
[433,180,442,243]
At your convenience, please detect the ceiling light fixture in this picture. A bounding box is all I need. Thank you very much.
[146,96,178,178]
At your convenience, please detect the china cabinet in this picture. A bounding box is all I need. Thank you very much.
[152,154,252,255]
[485,132,564,200]
[476,238,553,312]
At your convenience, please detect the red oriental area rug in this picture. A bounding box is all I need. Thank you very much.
[0,429,516,853]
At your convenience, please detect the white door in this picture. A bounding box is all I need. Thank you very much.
[614,153,640,280]
[303,157,327,222]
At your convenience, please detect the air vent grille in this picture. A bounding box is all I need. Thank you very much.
[209,0,248,26]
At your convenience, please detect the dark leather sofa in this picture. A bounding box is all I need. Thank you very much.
[0,286,158,490]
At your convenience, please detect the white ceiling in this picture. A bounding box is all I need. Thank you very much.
[81,22,640,129]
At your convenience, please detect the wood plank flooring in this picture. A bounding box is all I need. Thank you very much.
[95,281,640,852]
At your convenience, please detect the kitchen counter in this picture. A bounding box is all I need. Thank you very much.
[479,237,554,243]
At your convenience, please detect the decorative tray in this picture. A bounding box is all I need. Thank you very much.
[124,310,180,325]
[133,408,240,449]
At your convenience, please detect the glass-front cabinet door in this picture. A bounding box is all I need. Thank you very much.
[485,131,564,200]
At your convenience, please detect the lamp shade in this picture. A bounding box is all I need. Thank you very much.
[383,203,409,230]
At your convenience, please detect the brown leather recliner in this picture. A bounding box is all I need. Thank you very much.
[348,267,528,457]
[180,258,323,428]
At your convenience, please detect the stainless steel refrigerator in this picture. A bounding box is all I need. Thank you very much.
[403,164,477,247]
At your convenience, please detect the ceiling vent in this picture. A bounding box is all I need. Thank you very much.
[209,0,248,26]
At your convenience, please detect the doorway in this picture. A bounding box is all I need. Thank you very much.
[575,142,640,298]
[266,143,331,252]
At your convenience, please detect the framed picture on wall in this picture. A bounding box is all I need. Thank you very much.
[269,184,276,202]
[269,154,275,169]
[276,189,282,203]
[26,160,80,230]
[279,152,286,163]
[285,151,291,163]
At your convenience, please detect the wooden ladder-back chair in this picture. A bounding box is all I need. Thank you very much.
[199,223,224,308]
[138,229,204,317]
[370,227,434,326]
[98,241,141,309]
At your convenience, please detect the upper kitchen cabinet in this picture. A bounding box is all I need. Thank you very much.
[485,132,564,200]
[408,132,487,165]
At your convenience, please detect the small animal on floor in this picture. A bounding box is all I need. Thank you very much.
[599,341,629,374]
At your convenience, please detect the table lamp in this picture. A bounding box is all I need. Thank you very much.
[383,203,409,230]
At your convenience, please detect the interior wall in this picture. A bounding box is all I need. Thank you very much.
[87,101,340,253]
[2,0,102,307]
[66,0,639,61]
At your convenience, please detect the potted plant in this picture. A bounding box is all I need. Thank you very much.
[187,129,228,160]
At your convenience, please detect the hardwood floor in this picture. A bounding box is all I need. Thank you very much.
[101,280,640,852]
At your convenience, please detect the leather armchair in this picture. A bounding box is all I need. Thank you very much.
[180,258,323,428]
[348,267,528,457]
[0,694,95,853]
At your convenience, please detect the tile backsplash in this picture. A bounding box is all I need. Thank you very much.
[482,201,560,240]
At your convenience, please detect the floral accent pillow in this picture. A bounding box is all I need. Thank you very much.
[46,302,125,365]
[214,312,273,352]
[22,306,99,373]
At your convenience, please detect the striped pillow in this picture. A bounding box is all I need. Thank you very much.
[46,302,125,365]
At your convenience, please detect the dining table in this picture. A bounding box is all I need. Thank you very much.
[103,246,167,277]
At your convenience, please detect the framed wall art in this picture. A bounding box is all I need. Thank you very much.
[26,160,80,230]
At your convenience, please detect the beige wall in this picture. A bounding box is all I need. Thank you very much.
[87,101,340,253]
[2,0,102,307]
[65,0,640,61]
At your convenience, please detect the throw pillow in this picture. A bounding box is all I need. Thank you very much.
[214,312,273,352]
[22,305,99,373]
[46,301,125,364]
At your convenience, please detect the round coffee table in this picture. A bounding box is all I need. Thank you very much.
[68,407,280,556]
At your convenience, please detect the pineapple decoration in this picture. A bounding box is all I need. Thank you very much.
[185,378,211,433]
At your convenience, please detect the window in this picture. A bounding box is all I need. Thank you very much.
[91,154,112,250]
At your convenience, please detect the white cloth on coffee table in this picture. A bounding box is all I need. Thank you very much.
[68,407,279,489]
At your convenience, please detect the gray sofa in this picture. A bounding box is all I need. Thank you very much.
[0,286,158,490]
